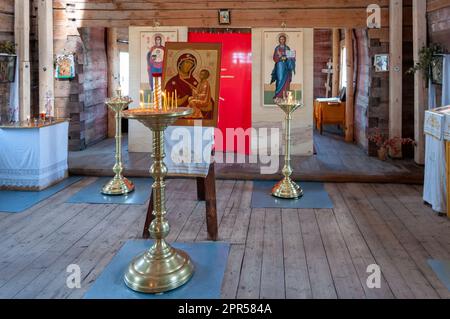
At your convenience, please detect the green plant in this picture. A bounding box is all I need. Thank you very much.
[407,43,445,79]
[0,41,15,55]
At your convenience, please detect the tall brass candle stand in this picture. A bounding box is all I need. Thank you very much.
[122,107,194,293]
[272,94,304,199]
[101,91,135,195]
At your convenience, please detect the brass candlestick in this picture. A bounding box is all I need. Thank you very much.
[122,107,194,293]
[101,91,135,195]
[272,94,304,199]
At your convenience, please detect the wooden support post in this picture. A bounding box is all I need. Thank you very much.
[107,28,120,138]
[389,0,403,158]
[14,0,30,121]
[332,28,340,97]
[38,0,54,116]
[413,0,426,165]
[345,28,354,143]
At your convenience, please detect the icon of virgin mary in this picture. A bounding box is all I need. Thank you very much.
[164,53,199,107]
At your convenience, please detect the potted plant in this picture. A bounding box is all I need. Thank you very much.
[369,130,415,160]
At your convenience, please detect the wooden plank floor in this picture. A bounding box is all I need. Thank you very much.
[0,178,448,299]
[69,131,424,184]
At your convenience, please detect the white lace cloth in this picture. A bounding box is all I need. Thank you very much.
[0,121,69,189]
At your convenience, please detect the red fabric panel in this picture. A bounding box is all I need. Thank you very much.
[188,32,252,154]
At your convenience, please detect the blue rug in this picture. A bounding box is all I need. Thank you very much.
[0,176,83,213]
[428,259,450,291]
[84,240,230,299]
[66,177,152,205]
[251,180,334,209]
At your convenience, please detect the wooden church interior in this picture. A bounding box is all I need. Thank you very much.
[0,0,449,299]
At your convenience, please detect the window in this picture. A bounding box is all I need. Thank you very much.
[340,44,347,89]
[119,51,129,96]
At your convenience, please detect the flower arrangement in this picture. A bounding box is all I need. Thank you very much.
[368,130,415,160]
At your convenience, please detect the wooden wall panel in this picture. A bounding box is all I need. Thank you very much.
[0,0,14,36]
[427,0,450,12]
[52,0,392,28]
[314,29,332,99]
[79,27,108,147]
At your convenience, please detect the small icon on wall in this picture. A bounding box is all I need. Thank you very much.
[218,9,231,25]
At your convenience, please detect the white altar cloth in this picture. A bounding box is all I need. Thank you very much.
[0,121,69,190]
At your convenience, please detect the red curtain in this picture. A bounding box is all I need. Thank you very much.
[188,32,252,154]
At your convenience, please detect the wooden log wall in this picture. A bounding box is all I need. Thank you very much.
[53,0,393,28]
[0,0,14,42]
[366,1,414,157]
[79,28,108,147]
[427,1,450,53]
[313,29,332,99]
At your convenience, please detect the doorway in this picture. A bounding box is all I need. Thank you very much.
[188,30,252,154]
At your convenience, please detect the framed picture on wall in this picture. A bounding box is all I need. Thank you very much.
[262,30,304,107]
[431,55,443,85]
[162,42,222,127]
[0,54,16,83]
[55,54,75,79]
[374,54,389,72]
[218,9,231,25]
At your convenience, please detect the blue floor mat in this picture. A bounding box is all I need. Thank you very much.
[428,259,450,292]
[251,180,334,209]
[0,176,83,213]
[84,240,230,299]
[66,177,152,205]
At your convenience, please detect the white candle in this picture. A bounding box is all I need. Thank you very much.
[175,90,178,108]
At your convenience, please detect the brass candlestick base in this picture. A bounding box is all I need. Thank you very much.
[272,98,304,199]
[102,94,134,196]
[272,176,303,199]
[122,107,194,293]
[101,176,134,196]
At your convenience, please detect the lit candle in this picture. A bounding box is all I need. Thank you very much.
[166,91,169,110]
[117,86,122,97]
[175,89,178,108]
[140,102,144,109]
[164,90,167,110]
[140,90,144,103]
[172,91,175,109]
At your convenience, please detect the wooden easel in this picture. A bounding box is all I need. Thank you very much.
[142,155,218,241]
